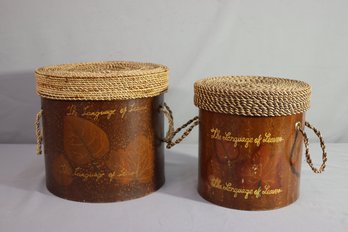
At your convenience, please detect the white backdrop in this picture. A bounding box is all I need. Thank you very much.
[1,0,347,143]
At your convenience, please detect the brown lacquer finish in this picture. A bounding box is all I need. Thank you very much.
[198,109,304,210]
[41,95,165,202]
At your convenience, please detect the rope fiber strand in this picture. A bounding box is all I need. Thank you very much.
[35,110,43,155]
[160,103,199,149]
[296,121,327,173]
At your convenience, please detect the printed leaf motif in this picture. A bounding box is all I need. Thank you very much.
[238,145,280,187]
[64,116,110,167]
[207,159,223,181]
[106,149,134,185]
[214,140,239,164]
[52,155,73,186]
[106,135,154,184]
[206,140,240,182]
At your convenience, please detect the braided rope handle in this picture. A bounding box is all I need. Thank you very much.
[296,121,327,173]
[160,103,199,149]
[35,110,43,155]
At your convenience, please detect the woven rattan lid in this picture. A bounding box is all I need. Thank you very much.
[35,61,169,100]
[194,76,311,117]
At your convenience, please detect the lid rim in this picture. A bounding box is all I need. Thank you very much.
[194,76,311,117]
[35,61,169,78]
[35,61,169,100]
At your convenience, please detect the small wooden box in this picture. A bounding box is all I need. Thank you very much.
[194,76,312,210]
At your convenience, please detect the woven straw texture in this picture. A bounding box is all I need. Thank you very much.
[35,61,169,100]
[194,76,311,117]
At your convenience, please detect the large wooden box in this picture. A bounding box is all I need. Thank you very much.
[35,61,168,202]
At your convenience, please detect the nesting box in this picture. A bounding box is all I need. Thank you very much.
[35,61,168,202]
[194,76,326,210]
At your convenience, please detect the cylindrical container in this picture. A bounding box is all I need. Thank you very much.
[194,76,325,210]
[35,61,169,202]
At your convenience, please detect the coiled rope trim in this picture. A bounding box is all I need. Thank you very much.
[35,61,169,100]
[194,76,311,117]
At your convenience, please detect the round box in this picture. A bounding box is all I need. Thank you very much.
[194,76,312,210]
[35,61,168,202]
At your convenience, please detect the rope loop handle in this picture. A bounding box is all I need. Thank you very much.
[35,110,43,155]
[296,121,327,173]
[160,103,199,149]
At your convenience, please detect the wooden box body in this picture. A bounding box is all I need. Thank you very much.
[41,95,165,202]
[198,109,304,210]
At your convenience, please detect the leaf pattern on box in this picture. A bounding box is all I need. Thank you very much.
[64,116,110,167]
[52,154,73,186]
[214,140,239,164]
[237,145,280,187]
[106,135,154,184]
